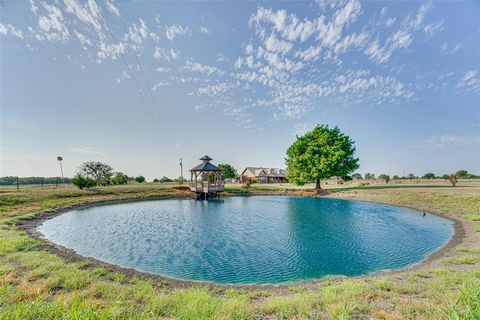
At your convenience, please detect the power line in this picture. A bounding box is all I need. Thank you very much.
[117,16,169,131]
[95,0,168,142]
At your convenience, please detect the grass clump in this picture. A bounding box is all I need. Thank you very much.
[443,256,478,265]
[465,214,480,221]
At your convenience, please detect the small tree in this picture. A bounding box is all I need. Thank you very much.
[407,173,416,180]
[455,170,470,179]
[72,173,96,189]
[218,164,238,179]
[135,176,146,183]
[422,173,436,179]
[78,161,114,183]
[159,176,173,183]
[112,172,128,185]
[153,178,160,183]
[286,125,359,192]
[445,174,458,187]
[352,173,363,180]
[378,174,390,184]
[364,173,375,180]
[392,175,400,180]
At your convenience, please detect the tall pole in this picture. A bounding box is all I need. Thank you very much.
[57,156,65,187]
[179,158,183,185]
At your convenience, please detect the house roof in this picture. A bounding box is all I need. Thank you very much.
[190,162,222,172]
[241,167,287,178]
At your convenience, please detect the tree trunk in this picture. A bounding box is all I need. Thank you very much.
[315,178,321,193]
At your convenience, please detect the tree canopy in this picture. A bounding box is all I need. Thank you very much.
[422,172,436,179]
[286,125,359,191]
[78,161,114,183]
[218,164,238,179]
[135,176,146,183]
[378,174,390,184]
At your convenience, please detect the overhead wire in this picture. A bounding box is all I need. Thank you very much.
[94,0,170,145]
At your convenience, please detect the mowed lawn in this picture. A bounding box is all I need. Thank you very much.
[0,181,479,319]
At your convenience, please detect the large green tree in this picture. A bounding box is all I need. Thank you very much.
[78,161,114,183]
[218,164,238,179]
[286,125,359,192]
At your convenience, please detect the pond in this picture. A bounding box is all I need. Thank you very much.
[38,196,453,284]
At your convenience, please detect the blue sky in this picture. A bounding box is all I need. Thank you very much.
[1,0,479,180]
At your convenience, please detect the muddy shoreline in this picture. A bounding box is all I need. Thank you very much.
[16,191,465,292]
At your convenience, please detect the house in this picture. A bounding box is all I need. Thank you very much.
[240,167,288,183]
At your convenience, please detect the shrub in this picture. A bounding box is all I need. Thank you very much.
[153,178,160,183]
[112,172,128,185]
[72,174,96,189]
[135,176,146,183]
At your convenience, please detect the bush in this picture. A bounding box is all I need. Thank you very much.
[112,172,128,185]
[72,174,96,189]
[153,178,160,183]
[135,176,146,183]
[159,176,173,183]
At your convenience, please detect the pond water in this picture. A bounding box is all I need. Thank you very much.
[38,196,453,284]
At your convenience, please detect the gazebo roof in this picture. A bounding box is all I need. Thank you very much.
[190,162,222,172]
[200,155,212,161]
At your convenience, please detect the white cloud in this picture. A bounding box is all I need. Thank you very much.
[199,26,211,34]
[68,148,108,157]
[152,81,170,91]
[63,0,102,32]
[385,17,396,27]
[37,2,70,42]
[106,0,120,16]
[295,45,322,61]
[424,20,444,36]
[165,24,191,40]
[156,66,171,72]
[365,30,412,63]
[124,18,150,45]
[423,135,480,148]
[197,83,231,96]
[408,2,432,30]
[182,60,225,76]
[74,30,92,46]
[456,70,480,92]
[0,22,24,39]
[153,47,179,61]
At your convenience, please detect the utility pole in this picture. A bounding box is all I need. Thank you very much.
[179,158,184,184]
[57,156,65,187]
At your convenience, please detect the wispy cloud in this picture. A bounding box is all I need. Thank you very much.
[165,24,191,40]
[423,135,480,148]
[0,22,24,39]
[456,70,480,93]
[68,148,109,157]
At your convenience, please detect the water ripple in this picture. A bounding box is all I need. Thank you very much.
[38,196,453,284]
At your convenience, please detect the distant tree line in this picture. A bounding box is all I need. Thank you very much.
[0,176,72,185]
[350,170,478,181]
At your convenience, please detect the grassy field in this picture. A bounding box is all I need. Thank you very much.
[0,181,479,319]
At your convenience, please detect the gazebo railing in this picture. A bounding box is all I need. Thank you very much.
[189,180,224,191]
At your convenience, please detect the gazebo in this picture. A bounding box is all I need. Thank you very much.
[189,155,225,199]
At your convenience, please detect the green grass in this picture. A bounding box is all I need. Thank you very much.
[465,214,480,221]
[0,182,479,319]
